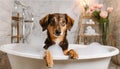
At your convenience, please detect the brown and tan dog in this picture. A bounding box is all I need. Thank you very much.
[39,13,78,67]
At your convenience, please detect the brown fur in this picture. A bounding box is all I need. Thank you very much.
[40,13,78,67]
[44,50,53,67]
[67,49,78,59]
[47,24,66,43]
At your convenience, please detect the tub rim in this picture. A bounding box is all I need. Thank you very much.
[0,43,119,60]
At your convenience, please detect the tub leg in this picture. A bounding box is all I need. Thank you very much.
[44,50,54,68]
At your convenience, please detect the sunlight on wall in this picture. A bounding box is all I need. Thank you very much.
[76,0,99,12]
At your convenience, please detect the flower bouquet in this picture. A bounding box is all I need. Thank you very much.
[87,4,113,45]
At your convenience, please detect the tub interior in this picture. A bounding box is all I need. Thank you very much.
[0,42,119,60]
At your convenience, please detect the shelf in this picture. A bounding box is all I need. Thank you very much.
[24,20,33,23]
[80,34,101,37]
[11,36,22,38]
[82,16,91,19]
[12,16,23,21]
[82,23,99,26]
[77,12,102,44]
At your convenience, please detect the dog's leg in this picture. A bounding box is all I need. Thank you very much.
[63,49,78,59]
[44,50,53,68]
[59,39,78,59]
[43,38,55,67]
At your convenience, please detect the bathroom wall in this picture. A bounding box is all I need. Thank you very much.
[103,0,120,48]
[0,0,13,69]
[103,0,120,64]
[18,0,99,45]
[0,0,101,69]
[1,0,119,69]
[0,0,13,45]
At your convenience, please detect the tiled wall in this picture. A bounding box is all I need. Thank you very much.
[0,0,13,69]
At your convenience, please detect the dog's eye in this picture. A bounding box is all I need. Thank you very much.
[61,22,65,26]
[61,20,66,26]
[50,20,55,26]
[50,20,55,23]
[50,23,55,26]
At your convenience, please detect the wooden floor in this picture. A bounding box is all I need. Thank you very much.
[109,62,120,69]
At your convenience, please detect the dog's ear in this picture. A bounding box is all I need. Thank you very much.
[39,14,50,31]
[65,14,74,31]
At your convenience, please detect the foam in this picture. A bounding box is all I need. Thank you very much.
[48,44,65,57]
[75,42,109,56]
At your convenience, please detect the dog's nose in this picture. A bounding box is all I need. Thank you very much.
[55,30,61,35]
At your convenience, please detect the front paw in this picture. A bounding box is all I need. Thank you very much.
[44,50,54,68]
[68,49,78,59]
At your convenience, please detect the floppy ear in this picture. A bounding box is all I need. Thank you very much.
[39,14,50,31]
[65,14,74,31]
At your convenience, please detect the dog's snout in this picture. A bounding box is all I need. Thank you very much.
[55,29,61,35]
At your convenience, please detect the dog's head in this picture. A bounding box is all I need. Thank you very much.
[40,13,74,37]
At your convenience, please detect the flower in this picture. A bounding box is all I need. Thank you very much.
[87,4,113,45]
[93,4,98,8]
[107,7,113,13]
[88,4,113,21]
[90,6,95,12]
[97,4,103,9]
[100,11,108,18]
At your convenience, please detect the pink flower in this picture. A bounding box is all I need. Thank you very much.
[107,7,113,13]
[100,11,108,18]
[90,6,95,12]
[97,4,103,9]
[93,4,98,8]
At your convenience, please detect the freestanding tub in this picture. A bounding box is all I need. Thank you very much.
[0,43,119,69]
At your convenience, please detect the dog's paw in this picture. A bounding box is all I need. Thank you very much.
[44,50,54,68]
[68,49,78,59]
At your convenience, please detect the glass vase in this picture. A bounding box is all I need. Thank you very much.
[100,22,109,45]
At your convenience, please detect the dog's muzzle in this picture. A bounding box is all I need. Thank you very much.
[55,29,61,36]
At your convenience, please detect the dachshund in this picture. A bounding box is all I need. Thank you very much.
[39,13,78,67]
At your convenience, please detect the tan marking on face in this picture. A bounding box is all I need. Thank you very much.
[47,24,66,43]
[59,17,67,34]
[53,17,57,23]
[47,25,57,41]
[47,15,67,43]
[60,23,67,35]
[59,18,63,23]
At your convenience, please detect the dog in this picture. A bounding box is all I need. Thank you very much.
[39,13,78,67]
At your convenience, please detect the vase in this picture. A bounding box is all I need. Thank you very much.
[100,22,109,45]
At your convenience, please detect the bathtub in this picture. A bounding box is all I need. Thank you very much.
[0,43,119,69]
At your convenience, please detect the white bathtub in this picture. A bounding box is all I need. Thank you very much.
[0,43,119,69]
